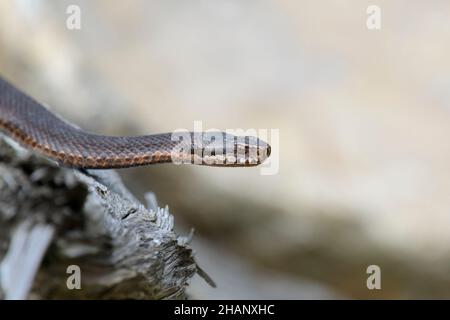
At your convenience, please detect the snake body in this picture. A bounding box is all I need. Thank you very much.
[0,76,270,169]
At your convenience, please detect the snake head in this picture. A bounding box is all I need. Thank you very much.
[198,132,271,167]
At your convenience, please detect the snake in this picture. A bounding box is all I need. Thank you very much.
[0,76,271,169]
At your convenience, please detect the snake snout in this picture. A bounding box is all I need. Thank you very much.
[234,135,271,166]
[257,138,271,164]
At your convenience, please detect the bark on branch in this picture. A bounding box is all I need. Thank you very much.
[0,135,213,299]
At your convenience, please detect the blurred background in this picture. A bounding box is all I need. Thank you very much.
[0,0,449,299]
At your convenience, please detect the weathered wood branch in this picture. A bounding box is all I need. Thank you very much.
[0,135,213,299]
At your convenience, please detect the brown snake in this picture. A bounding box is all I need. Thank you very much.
[0,76,271,169]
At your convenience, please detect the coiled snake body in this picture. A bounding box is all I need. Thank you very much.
[0,76,270,169]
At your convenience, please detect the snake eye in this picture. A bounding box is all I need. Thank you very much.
[266,144,271,157]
